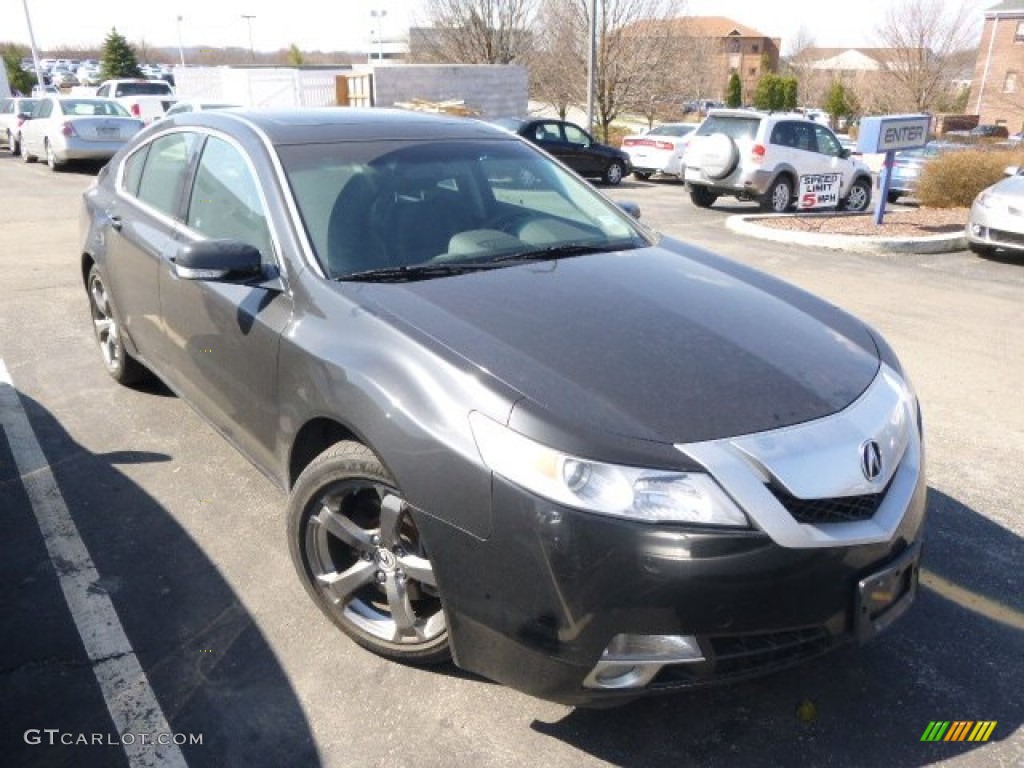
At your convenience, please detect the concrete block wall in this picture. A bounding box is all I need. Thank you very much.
[372,65,528,119]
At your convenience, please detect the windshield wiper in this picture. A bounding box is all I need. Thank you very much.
[488,241,639,264]
[338,262,493,283]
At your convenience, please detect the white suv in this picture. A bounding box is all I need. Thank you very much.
[683,109,873,213]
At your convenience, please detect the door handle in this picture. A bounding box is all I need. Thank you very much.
[106,212,122,231]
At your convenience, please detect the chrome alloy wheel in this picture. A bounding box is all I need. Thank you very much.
[303,483,445,647]
[88,271,122,373]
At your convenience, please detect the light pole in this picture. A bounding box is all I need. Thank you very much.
[176,15,186,67]
[370,9,387,62]
[20,0,46,95]
[586,0,597,136]
[241,14,256,63]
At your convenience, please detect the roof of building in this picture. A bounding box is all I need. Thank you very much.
[986,0,1024,14]
[626,15,775,40]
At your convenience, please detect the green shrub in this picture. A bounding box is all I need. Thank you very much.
[917,148,1024,208]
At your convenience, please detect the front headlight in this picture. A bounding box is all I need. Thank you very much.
[469,412,749,527]
[976,190,999,209]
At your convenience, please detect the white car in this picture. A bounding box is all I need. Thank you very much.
[20,96,144,171]
[159,100,240,119]
[966,165,1024,257]
[621,122,697,180]
[0,96,41,155]
[683,109,874,213]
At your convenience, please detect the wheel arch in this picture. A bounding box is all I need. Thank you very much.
[287,417,364,490]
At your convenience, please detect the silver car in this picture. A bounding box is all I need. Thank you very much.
[20,97,144,171]
[966,165,1024,257]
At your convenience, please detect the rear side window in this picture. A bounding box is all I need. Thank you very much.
[696,116,760,141]
[135,132,201,218]
[186,136,274,263]
[121,144,151,197]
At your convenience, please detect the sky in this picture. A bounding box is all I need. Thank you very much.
[4,0,993,56]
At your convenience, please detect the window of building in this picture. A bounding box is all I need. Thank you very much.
[1004,70,1018,93]
[749,67,757,75]
[751,43,760,52]
[1015,21,1024,42]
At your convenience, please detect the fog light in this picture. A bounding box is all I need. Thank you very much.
[583,634,704,690]
[971,223,983,236]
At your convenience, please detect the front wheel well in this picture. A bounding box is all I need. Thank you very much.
[288,418,360,489]
[81,253,95,287]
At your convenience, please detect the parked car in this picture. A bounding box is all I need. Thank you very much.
[885,141,963,204]
[79,108,924,705]
[49,67,77,88]
[20,97,144,170]
[494,117,632,185]
[621,122,697,180]
[0,96,40,155]
[683,109,874,212]
[966,164,1024,257]
[159,100,240,119]
[30,84,59,97]
[95,79,176,124]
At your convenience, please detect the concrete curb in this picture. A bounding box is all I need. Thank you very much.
[725,213,967,254]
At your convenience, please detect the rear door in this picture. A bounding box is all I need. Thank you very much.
[103,131,203,359]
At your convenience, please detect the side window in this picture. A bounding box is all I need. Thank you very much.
[790,122,814,152]
[186,136,273,264]
[770,122,794,147]
[563,124,590,145]
[814,125,842,156]
[1,100,11,115]
[136,132,201,218]
[121,144,151,197]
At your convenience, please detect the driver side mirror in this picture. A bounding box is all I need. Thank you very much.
[616,200,642,220]
[839,148,851,159]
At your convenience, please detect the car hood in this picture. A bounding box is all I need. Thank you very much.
[988,174,1024,197]
[348,241,880,445]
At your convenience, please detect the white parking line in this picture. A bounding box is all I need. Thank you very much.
[0,359,187,768]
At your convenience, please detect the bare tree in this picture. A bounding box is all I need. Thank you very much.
[873,0,979,112]
[529,1,587,119]
[416,0,538,64]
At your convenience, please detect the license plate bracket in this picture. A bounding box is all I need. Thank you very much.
[855,542,921,643]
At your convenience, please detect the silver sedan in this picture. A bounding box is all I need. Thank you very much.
[20,97,144,171]
[966,165,1024,257]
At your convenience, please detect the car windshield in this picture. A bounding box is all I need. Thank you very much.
[648,124,694,137]
[278,139,648,280]
[696,115,759,140]
[61,99,131,117]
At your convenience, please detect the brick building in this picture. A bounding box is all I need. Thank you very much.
[971,0,1024,130]
[626,16,780,102]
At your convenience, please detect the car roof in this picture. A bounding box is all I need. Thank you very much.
[175,108,516,145]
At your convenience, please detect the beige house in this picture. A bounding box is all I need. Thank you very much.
[970,0,1024,130]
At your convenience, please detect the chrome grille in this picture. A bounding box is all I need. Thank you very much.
[767,476,894,525]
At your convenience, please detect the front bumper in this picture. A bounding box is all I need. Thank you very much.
[419,463,925,705]
[966,199,1024,252]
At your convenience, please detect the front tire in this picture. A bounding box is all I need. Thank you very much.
[842,178,872,212]
[86,265,149,385]
[603,160,625,186]
[633,171,651,181]
[968,241,996,257]
[21,141,35,163]
[886,190,902,205]
[287,441,450,664]
[761,176,793,213]
[6,131,19,156]
[689,185,718,208]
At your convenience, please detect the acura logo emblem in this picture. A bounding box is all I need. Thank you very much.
[860,440,883,482]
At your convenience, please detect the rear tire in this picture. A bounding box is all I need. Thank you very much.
[86,265,150,386]
[6,130,19,156]
[21,142,34,163]
[761,176,793,213]
[45,140,64,172]
[701,133,740,180]
[689,185,718,208]
[886,190,902,205]
[603,160,625,186]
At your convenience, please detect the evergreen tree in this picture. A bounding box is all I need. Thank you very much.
[824,81,854,130]
[3,50,37,95]
[726,72,742,108]
[100,28,142,81]
[287,44,306,67]
[782,77,798,111]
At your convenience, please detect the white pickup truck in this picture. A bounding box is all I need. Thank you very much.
[95,79,175,124]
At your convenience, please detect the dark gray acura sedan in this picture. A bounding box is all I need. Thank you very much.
[79,108,925,705]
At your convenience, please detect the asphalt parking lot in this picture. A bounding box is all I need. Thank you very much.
[1,156,1021,768]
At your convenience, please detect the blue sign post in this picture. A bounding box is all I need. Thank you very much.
[857,114,931,225]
